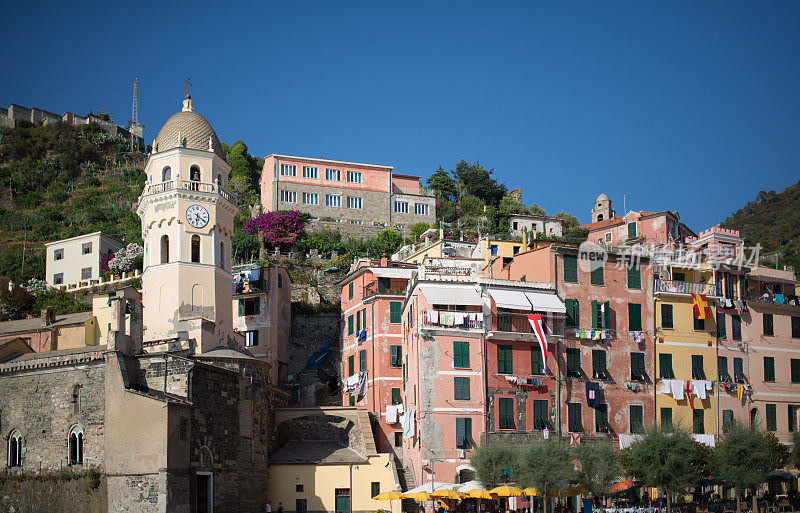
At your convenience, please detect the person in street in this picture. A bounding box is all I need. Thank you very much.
[278,502,284,513]
[266,501,272,513]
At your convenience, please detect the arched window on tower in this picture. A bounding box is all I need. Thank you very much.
[7,430,22,467]
[220,241,225,271]
[68,426,83,466]
[597,214,604,221]
[191,235,201,263]
[217,173,223,188]
[162,166,171,182]
[190,165,201,182]
[161,235,170,264]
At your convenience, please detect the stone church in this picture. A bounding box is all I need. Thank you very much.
[0,96,288,513]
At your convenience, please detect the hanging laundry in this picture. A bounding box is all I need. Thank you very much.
[386,405,399,423]
[354,371,369,398]
[593,330,601,341]
[428,310,439,324]
[659,380,671,395]
[542,427,550,440]
[736,384,744,400]
[344,374,360,392]
[403,408,415,440]
[733,300,744,311]
[396,403,404,415]
[579,329,587,339]
[569,433,581,447]
[632,331,643,344]
[667,379,685,401]
[685,380,694,409]
[690,380,709,400]
[691,294,711,320]
[776,293,785,304]
[586,381,601,408]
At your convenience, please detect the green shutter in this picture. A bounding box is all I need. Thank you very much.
[254,297,260,314]
[766,404,777,431]
[722,410,734,432]
[363,309,367,330]
[592,350,607,379]
[359,349,367,372]
[631,352,646,381]
[390,301,402,324]
[456,418,467,448]
[356,310,361,331]
[732,315,742,341]
[628,222,637,239]
[454,377,470,400]
[348,282,353,300]
[392,388,401,405]
[591,300,599,329]
[563,255,578,283]
[789,405,798,433]
[792,359,800,383]
[691,355,706,379]
[764,314,774,336]
[659,353,675,379]
[603,301,611,329]
[793,317,800,339]
[531,347,544,375]
[533,399,549,430]
[595,404,610,432]
[238,299,244,315]
[717,312,726,339]
[348,315,354,335]
[627,265,641,289]
[693,409,705,434]
[499,397,515,429]
[591,265,604,285]
[454,341,470,368]
[661,304,673,329]
[568,403,583,432]
[661,408,673,431]
[349,394,355,406]
[565,299,579,328]
[628,303,642,332]
[764,357,775,382]
[391,345,402,367]
[734,358,744,382]
[718,356,731,381]
[348,355,354,376]
[630,405,644,433]
[498,345,513,374]
[567,348,581,377]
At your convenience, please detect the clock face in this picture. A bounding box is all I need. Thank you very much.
[186,204,209,228]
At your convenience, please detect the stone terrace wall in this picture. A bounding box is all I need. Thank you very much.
[0,475,107,513]
[136,354,193,397]
[305,219,385,240]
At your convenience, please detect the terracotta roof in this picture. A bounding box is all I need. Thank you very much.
[270,441,367,465]
[581,211,659,231]
[0,311,93,336]
[153,110,223,156]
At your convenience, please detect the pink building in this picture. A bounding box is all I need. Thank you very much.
[260,154,435,235]
[488,243,656,445]
[584,210,695,246]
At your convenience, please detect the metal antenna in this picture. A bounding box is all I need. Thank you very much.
[130,78,139,153]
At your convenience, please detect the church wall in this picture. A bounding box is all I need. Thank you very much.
[0,359,106,472]
[0,475,107,513]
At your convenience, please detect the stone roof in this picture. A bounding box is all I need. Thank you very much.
[194,346,255,359]
[0,311,93,336]
[153,100,224,157]
[270,441,368,465]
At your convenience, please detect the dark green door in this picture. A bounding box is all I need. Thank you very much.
[335,489,351,513]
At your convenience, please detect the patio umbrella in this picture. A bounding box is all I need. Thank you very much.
[431,489,463,499]
[466,489,497,499]
[458,481,485,493]
[373,490,405,512]
[404,492,434,501]
[490,485,523,497]
[522,488,539,496]
[609,480,637,492]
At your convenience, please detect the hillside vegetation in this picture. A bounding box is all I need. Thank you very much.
[722,179,800,273]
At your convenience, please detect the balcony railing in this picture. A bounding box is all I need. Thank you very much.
[654,279,719,296]
[744,290,800,308]
[491,312,564,336]
[364,282,406,299]
[420,309,484,330]
[143,180,237,206]
[423,265,474,277]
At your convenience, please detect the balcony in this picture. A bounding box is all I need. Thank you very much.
[744,290,800,308]
[364,281,406,299]
[491,312,563,336]
[420,309,484,330]
[654,279,719,296]
[142,179,237,206]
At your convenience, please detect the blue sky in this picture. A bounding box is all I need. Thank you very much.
[3,1,799,231]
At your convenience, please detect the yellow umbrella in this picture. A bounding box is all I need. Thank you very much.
[490,485,523,497]
[373,491,405,500]
[522,488,538,496]
[404,492,433,501]
[466,489,496,499]
[431,489,463,499]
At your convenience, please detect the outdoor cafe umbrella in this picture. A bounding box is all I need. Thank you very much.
[373,490,404,512]
[404,492,434,501]
[466,489,496,499]
[431,489,463,499]
[490,485,524,497]
[522,488,538,496]
[609,480,637,493]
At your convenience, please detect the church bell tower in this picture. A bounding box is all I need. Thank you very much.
[137,94,238,351]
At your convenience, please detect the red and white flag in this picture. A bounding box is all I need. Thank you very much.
[527,314,548,373]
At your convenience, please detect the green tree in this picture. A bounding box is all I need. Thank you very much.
[621,427,697,513]
[514,439,576,513]
[452,160,506,206]
[426,166,457,200]
[555,212,580,230]
[368,229,403,257]
[498,194,528,216]
[528,203,546,217]
[227,140,260,206]
[574,440,622,501]
[409,222,433,242]
[470,442,515,489]
[715,422,778,513]
[791,432,800,470]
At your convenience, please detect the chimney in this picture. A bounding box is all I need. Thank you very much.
[380,253,388,267]
[41,306,55,326]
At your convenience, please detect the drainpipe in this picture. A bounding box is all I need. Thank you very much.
[371,299,376,416]
[554,249,562,436]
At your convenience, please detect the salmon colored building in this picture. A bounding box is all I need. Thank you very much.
[488,243,656,446]
[584,209,695,247]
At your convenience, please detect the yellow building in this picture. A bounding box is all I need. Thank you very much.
[654,265,719,438]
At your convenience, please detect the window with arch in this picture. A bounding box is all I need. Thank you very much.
[190,165,201,182]
[216,173,223,188]
[7,430,22,467]
[160,235,170,264]
[220,241,225,271]
[162,166,171,182]
[191,235,201,263]
[68,426,83,466]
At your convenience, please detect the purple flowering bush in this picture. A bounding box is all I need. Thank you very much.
[244,211,305,249]
[100,250,115,275]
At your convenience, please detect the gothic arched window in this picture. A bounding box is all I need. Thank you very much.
[191,235,201,263]
[162,166,171,182]
[161,235,170,264]
[68,426,83,466]
[7,430,22,467]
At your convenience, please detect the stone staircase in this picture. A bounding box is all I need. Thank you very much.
[396,463,418,512]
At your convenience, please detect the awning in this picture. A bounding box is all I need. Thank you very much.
[369,267,415,279]
[420,285,483,306]
[489,289,531,310]
[524,292,566,314]
[455,463,476,473]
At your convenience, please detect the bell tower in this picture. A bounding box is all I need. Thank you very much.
[590,193,615,223]
[137,95,239,351]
